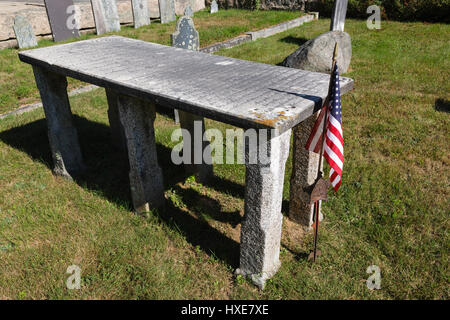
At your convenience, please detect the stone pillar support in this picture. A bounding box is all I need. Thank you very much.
[105,89,127,152]
[117,93,165,213]
[237,129,292,289]
[32,65,86,179]
[289,114,324,228]
[178,110,213,183]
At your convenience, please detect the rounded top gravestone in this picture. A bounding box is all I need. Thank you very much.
[282,31,352,75]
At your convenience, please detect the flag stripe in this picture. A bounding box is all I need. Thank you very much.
[304,63,344,192]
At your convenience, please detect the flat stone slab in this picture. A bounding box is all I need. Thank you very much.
[19,36,353,133]
[13,15,37,48]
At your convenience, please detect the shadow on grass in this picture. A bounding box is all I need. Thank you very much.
[279,35,309,47]
[0,115,240,267]
[435,98,450,113]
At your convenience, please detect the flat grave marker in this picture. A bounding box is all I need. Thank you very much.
[43,0,80,42]
[13,15,38,49]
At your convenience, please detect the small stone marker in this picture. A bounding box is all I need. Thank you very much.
[43,0,80,42]
[159,0,176,24]
[91,0,121,35]
[330,0,348,32]
[184,5,194,18]
[171,16,199,51]
[210,0,218,14]
[131,0,150,28]
[13,16,38,49]
[171,16,199,123]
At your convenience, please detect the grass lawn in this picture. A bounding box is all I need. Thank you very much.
[0,14,449,299]
[0,9,302,115]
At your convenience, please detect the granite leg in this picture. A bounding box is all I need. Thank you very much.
[178,110,213,183]
[117,93,165,213]
[237,129,292,289]
[32,66,85,179]
[289,115,324,228]
[105,89,127,152]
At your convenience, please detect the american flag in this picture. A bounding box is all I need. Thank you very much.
[305,63,344,192]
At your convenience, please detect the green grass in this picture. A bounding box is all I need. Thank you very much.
[0,15,449,299]
[0,9,302,115]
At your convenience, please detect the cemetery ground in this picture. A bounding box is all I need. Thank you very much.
[0,13,449,299]
[0,9,302,114]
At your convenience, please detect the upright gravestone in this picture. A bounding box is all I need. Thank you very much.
[330,0,348,32]
[91,0,121,35]
[131,0,150,28]
[210,0,218,14]
[184,5,194,18]
[13,16,38,49]
[171,16,199,123]
[43,0,80,42]
[171,16,199,51]
[159,0,176,24]
[170,17,212,182]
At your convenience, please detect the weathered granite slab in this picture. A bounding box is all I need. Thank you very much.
[171,16,199,51]
[159,0,176,24]
[210,0,218,13]
[91,0,121,35]
[44,0,80,42]
[13,15,37,49]
[330,0,348,32]
[131,0,150,28]
[19,36,353,134]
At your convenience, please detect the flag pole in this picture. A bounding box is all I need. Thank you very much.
[310,42,339,263]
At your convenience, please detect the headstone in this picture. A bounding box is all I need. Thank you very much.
[281,31,352,74]
[43,0,80,42]
[131,0,150,29]
[210,0,218,14]
[159,0,176,24]
[13,16,38,49]
[184,5,194,18]
[330,0,348,32]
[171,16,199,51]
[90,0,121,35]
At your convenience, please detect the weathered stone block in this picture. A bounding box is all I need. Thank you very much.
[236,129,291,289]
[117,94,165,213]
[32,66,86,179]
[282,31,352,74]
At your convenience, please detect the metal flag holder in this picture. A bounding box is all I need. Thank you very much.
[307,42,339,263]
